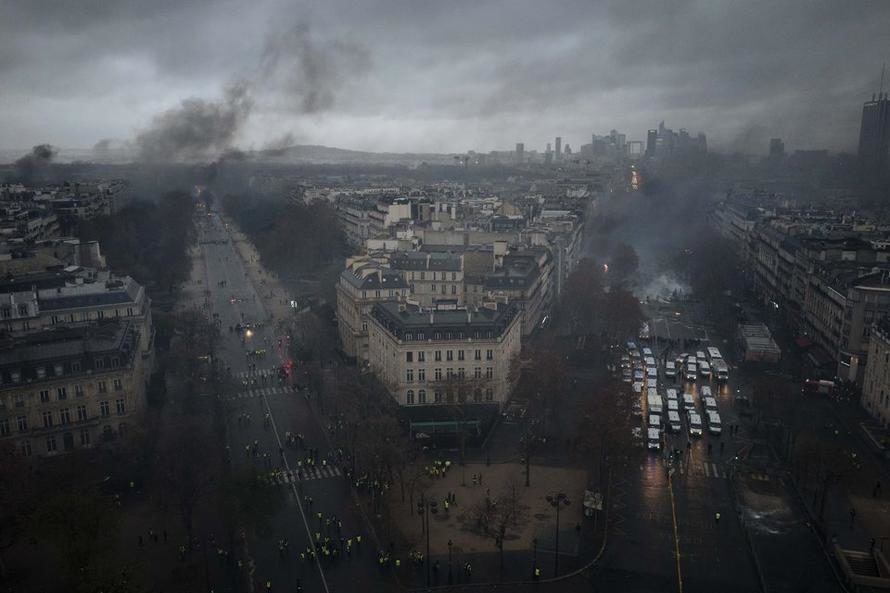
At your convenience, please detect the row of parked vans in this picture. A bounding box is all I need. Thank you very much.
[676,347,730,383]
[645,387,724,450]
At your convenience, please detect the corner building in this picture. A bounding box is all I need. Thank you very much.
[366,302,521,408]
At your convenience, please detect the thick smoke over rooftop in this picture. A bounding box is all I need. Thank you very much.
[14,144,57,184]
[135,83,253,163]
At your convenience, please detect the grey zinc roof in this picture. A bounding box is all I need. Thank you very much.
[390,251,462,271]
[340,267,408,290]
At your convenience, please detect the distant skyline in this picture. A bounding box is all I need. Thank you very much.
[2,1,889,157]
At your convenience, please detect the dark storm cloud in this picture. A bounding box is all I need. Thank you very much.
[1,0,889,153]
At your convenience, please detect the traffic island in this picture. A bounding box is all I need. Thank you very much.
[386,462,597,586]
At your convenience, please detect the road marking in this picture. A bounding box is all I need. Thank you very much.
[668,473,684,593]
[703,463,710,477]
[711,463,719,478]
[262,394,330,593]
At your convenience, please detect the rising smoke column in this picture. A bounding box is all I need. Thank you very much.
[135,82,254,162]
[14,144,57,185]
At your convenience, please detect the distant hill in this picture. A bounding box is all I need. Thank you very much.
[0,145,458,167]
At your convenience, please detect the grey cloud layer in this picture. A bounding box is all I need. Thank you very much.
[1,0,888,154]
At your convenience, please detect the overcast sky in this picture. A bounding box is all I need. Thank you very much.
[1,0,888,156]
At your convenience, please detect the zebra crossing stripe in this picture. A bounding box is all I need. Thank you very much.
[710,463,719,478]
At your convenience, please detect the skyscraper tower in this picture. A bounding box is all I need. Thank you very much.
[646,129,657,157]
[555,137,562,161]
[515,142,524,162]
[859,91,890,181]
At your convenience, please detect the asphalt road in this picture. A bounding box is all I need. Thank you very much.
[192,211,388,593]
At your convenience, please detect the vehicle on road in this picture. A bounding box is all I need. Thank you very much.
[667,410,682,433]
[666,388,678,401]
[642,347,653,357]
[688,412,703,436]
[667,399,679,413]
[648,413,661,429]
[646,378,658,390]
[685,361,698,381]
[682,392,696,412]
[700,385,712,399]
[713,359,730,382]
[665,361,677,378]
[632,426,644,447]
[632,401,643,417]
[802,379,836,395]
[647,390,663,414]
[704,397,718,412]
[647,427,662,450]
[707,346,723,362]
[699,360,711,379]
[706,411,723,435]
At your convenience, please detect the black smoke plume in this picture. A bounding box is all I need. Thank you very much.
[14,144,57,185]
[135,82,253,162]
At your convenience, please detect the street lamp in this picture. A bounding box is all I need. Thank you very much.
[545,492,570,577]
[417,496,438,587]
[532,537,538,579]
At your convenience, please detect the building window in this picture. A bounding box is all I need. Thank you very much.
[75,384,84,397]
[418,369,426,381]
[16,416,27,431]
[98,381,107,394]
[474,389,482,402]
[406,390,415,405]
[434,368,442,381]
[431,284,436,292]
[434,391,443,403]
[418,351,426,362]
[113,379,123,391]
[486,368,494,379]
[115,399,126,415]
[486,350,494,360]
[0,418,9,436]
[0,308,10,319]
[458,368,465,379]
[76,405,87,422]
[59,408,71,425]
[451,285,457,295]
[42,411,53,428]
[486,388,494,401]
[71,361,81,373]
[447,351,453,361]
[474,367,482,379]
[458,350,465,361]
[80,428,91,446]
[19,440,31,456]
[406,369,414,382]
[95,359,105,370]
[39,390,50,403]
[446,368,453,379]
[435,351,442,362]
[406,352,413,363]
[100,401,110,418]
[45,435,57,453]
[475,350,482,361]
[57,387,67,400]
[441,285,447,295]
[111,358,120,369]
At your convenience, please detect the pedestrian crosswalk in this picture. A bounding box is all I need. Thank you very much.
[260,465,342,485]
[228,386,291,401]
[237,368,277,379]
[677,461,730,480]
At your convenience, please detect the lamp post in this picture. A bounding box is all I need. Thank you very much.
[417,495,438,587]
[545,492,570,577]
[532,537,538,579]
[448,539,453,585]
